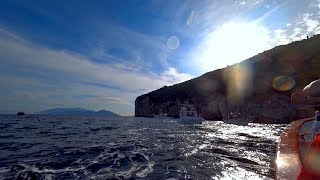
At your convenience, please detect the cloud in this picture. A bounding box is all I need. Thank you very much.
[0,29,185,91]
[277,12,320,43]
[22,92,49,100]
[86,96,128,104]
[303,14,320,32]
[86,21,188,74]
[0,28,193,115]
[161,67,194,84]
[88,23,167,60]
[274,29,286,34]
[274,29,290,45]
[255,1,288,23]
[181,0,282,32]
[186,10,195,26]
[157,52,170,68]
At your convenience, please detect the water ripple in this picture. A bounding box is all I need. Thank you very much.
[0,115,284,179]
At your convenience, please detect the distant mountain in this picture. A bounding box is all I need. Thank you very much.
[95,110,120,117]
[34,108,120,116]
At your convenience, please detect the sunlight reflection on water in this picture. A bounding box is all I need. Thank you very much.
[184,121,284,179]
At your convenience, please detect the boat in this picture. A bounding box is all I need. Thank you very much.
[275,79,320,179]
[275,117,314,179]
[223,112,253,126]
[153,113,168,118]
[179,104,203,124]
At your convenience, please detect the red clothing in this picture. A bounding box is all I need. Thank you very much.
[298,134,320,180]
[298,168,320,180]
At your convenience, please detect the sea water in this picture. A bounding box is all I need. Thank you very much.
[0,115,285,179]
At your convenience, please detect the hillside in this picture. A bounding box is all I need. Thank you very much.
[35,108,120,117]
[135,34,320,123]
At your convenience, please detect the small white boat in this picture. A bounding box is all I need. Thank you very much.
[223,112,253,126]
[153,113,168,119]
[179,104,203,124]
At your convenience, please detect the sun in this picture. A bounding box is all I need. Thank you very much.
[196,21,272,72]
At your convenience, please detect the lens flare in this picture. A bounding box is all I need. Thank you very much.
[223,64,253,103]
[272,76,296,91]
[167,36,180,50]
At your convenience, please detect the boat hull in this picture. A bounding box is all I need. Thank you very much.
[275,118,313,180]
[153,115,168,119]
[179,116,203,124]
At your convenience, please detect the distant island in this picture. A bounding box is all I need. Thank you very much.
[135,34,320,124]
[17,112,25,116]
[34,108,120,117]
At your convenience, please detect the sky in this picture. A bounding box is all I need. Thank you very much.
[0,0,319,115]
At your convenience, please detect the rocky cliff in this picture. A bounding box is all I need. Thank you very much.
[135,35,320,123]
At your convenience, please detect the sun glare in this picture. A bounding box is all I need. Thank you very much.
[197,21,272,72]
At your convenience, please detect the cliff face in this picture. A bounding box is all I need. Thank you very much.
[135,35,320,123]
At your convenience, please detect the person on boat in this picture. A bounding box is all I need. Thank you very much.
[291,80,320,179]
[297,134,320,179]
[291,79,320,139]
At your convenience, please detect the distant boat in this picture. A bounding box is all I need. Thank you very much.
[17,112,25,116]
[179,104,203,124]
[223,112,253,126]
[153,113,168,118]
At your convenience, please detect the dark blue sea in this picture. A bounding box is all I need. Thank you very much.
[0,115,285,179]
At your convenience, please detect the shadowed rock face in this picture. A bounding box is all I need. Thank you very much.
[135,35,320,124]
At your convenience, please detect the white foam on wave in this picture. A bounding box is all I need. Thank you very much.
[0,167,10,173]
[0,167,10,179]
[114,151,155,178]
[217,166,266,180]
[85,144,155,178]
[45,173,53,180]
[107,142,116,146]
[115,163,138,179]
[96,167,112,174]
[184,143,209,157]
[136,161,155,177]
[14,163,85,178]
